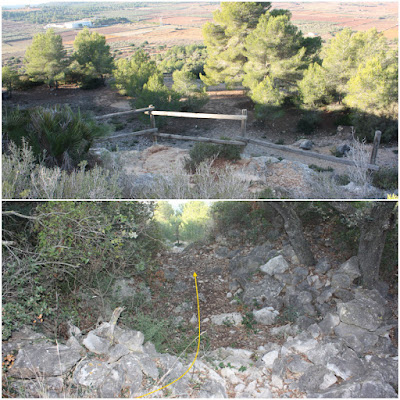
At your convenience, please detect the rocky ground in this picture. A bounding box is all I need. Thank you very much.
[3,228,398,398]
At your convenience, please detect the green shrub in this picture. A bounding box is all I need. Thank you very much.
[372,167,398,191]
[309,164,334,173]
[2,259,52,340]
[350,110,398,143]
[334,111,352,126]
[296,111,321,135]
[3,105,110,170]
[184,142,220,172]
[184,141,241,173]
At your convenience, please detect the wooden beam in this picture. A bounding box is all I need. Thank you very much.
[247,138,380,171]
[95,107,155,120]
[241,109,247,137]
[369,130,381,165]
[147,110,247,121]
[95,128,158,141]
[155,132,247,146]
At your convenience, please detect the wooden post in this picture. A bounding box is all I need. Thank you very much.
[148,105,157,144]
[241,109,247,138]
[369,130,381,165]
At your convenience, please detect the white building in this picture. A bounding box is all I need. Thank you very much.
[44,20,93,30]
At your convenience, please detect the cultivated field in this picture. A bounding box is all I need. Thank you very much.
[2,2,398,62]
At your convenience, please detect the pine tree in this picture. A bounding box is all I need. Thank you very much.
[300,28,391,105]
[243,12,309,108]
[201,2,270,87]
[114,49,158,96]
[2,66,20,98]
[72,27,114,85]
[344,56,398,113]
[24,29,66,88]
[298,62,332,107]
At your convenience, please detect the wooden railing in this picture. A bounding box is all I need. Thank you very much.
[94,106,380,170]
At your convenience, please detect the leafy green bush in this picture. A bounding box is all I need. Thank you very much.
[372,167,398,190]
[2,259,52,340]
[3,105,110,169]
[2,202,163,339]
[185,142,220,172]
[296,111,321,135]
[350,110,398,143]
[184,141,241,173]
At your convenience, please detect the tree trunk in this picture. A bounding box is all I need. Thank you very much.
[357,202,396,289]
[269,202,316,266]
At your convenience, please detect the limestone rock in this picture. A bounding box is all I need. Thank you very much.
[299,366,335,392]
[10,342,82,379]
[253,307,279,325]
[211,313,243,326]
[326,347,365,380]
[83,332,111,355]
[260,255,289,276]
[338,256,361,281]
[337,297,386,332]
[262,350,279,368]
[243,276,284,310]
[334,322,379,354]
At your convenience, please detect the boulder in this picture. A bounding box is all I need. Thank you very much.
[308,373,397,398]
[331,272,351,290]
[306,342,343,366]
[299,140,314,150]
[260,255,289,276]
[253,307,279,325]
[242,276,284,310]
[211,313,243,326]
[337,297,386,332]
[326,347,365,380]
[115,330,145,352]
[118,354,144,395]
[315,258,332,275]
[299,366,336,392]
[10,342,82,379]
[83,332,111,355]
[73,359,111,393]
[338,256,361,281]
[336,143,351,156]
[112,278,151,304]
[334,322,379,354]
[262,350,279,368]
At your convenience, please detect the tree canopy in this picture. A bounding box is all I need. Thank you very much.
[113,49,158,96]
[24,29,67,87]
[72,27,114,85]
[201,2,270,87]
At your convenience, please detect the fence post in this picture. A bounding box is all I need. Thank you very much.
[148,105,157,144]
[369,130,381,165]
[241,109,247,138]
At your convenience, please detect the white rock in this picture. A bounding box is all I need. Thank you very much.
[319,372,337,390]
[253,307,279,325]
[211,313,243,326]
[262,350,279,368]
[234,383,246,394]
[220,367,243,385]
[260,255,289,275]
[271,375,284,389]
